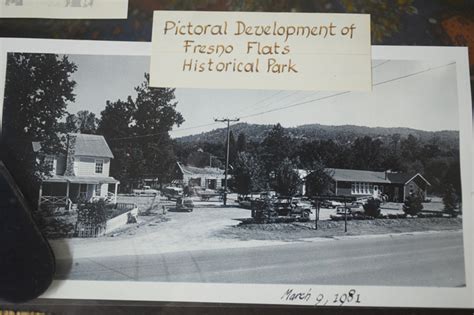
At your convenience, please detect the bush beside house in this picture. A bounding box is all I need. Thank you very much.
[403,193,424,216]
[363,198,381,218]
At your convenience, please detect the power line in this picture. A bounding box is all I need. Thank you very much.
[230,90,284,116]
[107,61,453,141]
[373,62,455,87]
[372,60,390,69]
[108,122,219,141]
[236,60,391,119]
[238,61,454,121]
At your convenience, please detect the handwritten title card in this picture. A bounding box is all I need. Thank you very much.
[150,11,371,91]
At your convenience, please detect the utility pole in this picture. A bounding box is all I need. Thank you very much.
[215,117,239,206]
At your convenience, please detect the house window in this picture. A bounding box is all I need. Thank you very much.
[44,155,55,173]
[95,184,101,197]
[95,159,103,174]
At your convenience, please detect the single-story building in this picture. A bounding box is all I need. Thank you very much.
[298,168,430,202]
[176,162,227,190]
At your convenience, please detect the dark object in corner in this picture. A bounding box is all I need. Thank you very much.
[0,161,55,302]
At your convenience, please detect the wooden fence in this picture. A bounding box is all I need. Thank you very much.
[75,223,106,238]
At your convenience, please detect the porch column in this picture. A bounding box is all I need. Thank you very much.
[66,181,70,199]
[66,181,70,210]
[114,182,118,203]
[37,183,43,211]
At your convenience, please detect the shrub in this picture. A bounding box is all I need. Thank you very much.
[403,193,424,216]
[363,198,381,218]
[442,184,459,218]
[77,199,107,228]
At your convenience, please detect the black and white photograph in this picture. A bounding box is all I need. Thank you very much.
[0,40,472,308]
[1,50,467,286]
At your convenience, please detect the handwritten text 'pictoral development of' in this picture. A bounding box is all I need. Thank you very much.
[164,20,357,74]
[150,11,371,91]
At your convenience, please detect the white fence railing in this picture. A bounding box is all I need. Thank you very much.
[40,196,73,211]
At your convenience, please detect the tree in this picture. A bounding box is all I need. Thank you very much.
[60,110,99,134]
[228,131,237,166]
[403,193,424,216]
[349,136,383,170]
[304,161,334,196]
[98,73,184,189]
[1,53,77,204]
[186,149,212,168]
[272,158,301,196]
[133,74,184,186]
[236,132,247,152]
[232,152,266,196]
[97,97,136,139]
[97,97,140,190]
[260,123,292,175]
[442,184,459,217]
[400,134,420,163]
[75,110,99,134]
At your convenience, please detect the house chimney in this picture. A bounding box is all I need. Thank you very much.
[64,134,77,176]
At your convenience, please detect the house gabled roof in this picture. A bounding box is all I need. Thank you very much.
[177,162,225,176]
[298,167,431,186]
[71,133,114,158]
[387,172,431,186]
[32,133,114,159]
[328,168,390,184]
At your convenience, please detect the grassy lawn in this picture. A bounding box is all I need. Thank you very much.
[217,217,463,241]
[381,196,446,212]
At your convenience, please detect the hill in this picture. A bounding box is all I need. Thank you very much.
[176,123,459,148]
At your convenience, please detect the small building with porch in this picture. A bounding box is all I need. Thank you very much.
[176,162,226,190]
[35,133,119,211]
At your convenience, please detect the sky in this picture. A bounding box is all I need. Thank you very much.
[67,54,459,138]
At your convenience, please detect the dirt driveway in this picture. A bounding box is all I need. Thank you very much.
[50,205,290,259]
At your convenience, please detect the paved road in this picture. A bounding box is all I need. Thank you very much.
[55,231,465,287]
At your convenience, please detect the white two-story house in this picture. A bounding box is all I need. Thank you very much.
[34,133,119,211]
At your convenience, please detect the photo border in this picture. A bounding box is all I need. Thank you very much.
[0,38,472,309]
[0,0,129,19]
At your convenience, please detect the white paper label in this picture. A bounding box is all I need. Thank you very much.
[0,0,129,19]
[150,10,371,91]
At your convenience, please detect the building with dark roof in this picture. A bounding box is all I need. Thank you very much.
[176,162,226,190]
[299,168,430,202]
[33,133,119,211]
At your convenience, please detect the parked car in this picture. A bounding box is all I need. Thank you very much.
[238,196,253,209]
[196,189,221,201]
[175,197,194,212]
[273,197,311,219]
[251,196,310,222]
[320,200,343,208]
[133,185,159,196]
[162,186,183,200]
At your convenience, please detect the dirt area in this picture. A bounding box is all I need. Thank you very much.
[217,217,463,241]
[116,194,168,214]
[50,205,259,259]
[49,194,462,259]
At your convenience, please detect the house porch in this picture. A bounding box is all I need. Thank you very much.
[38,175,119,211]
